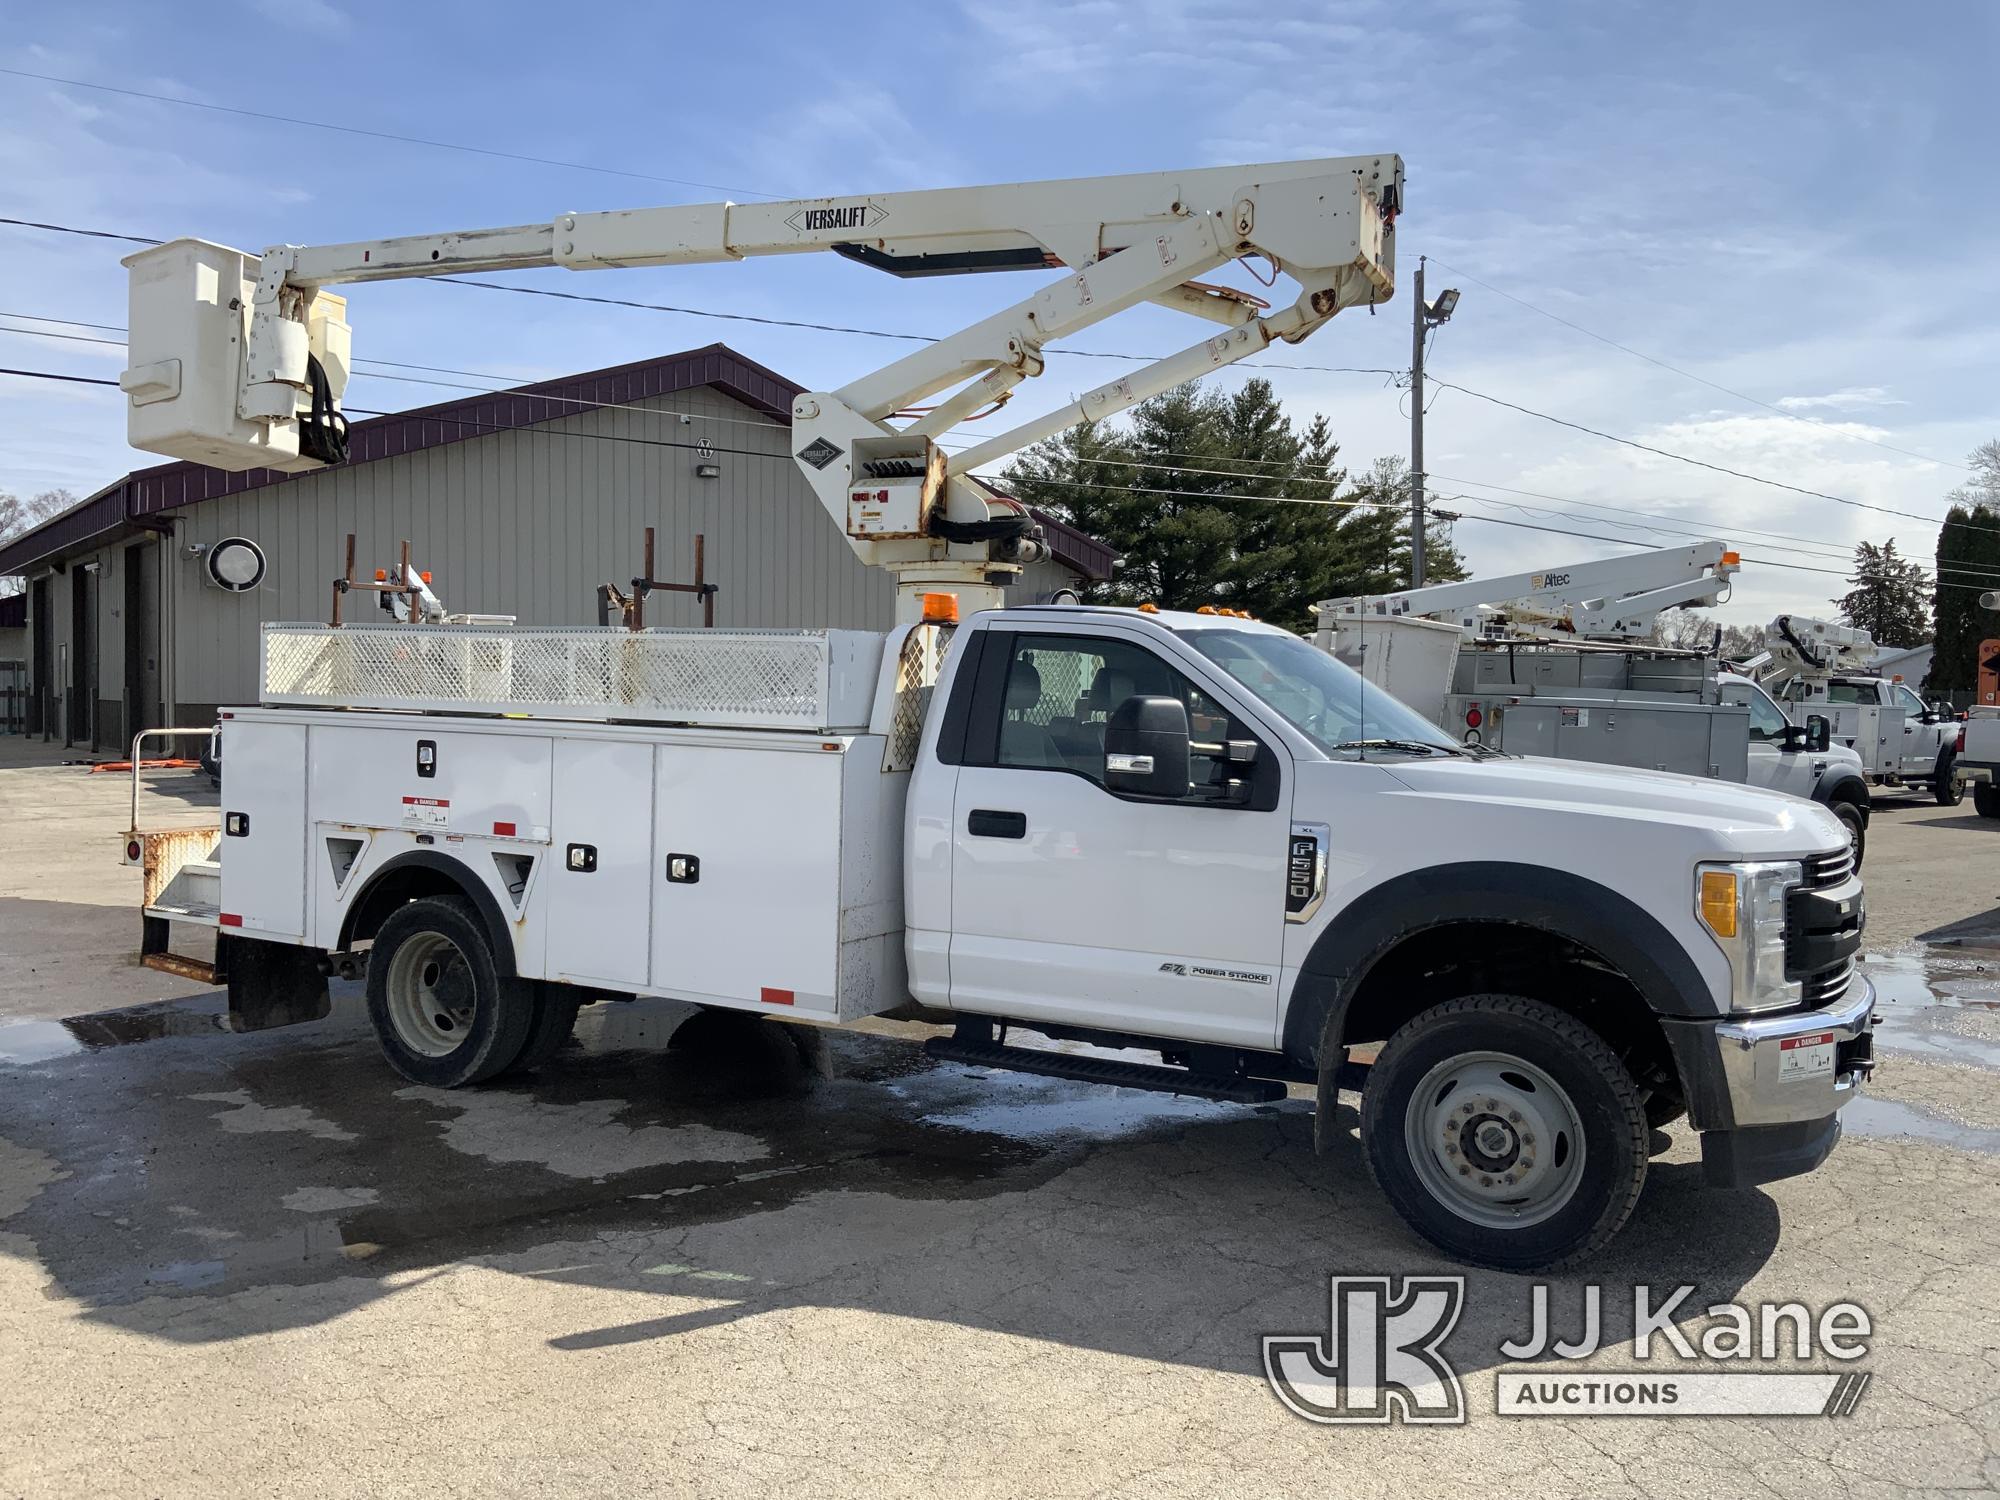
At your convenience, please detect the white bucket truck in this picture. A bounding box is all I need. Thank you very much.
[116,156,1875,1270]
[1315,546,1877,858]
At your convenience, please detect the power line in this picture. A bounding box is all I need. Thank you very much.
[8,211,1988,544]
[0,67,779,199]
[1422,254,1969,473]
[0,214,1406,376]
[13,360,1998,600]
[1429,376,1997,538]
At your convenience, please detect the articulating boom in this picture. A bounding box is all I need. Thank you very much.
[1316,540,1740,643]
[119,157,1403,617]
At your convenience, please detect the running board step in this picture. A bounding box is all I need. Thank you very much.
[922,1035,1287,1104]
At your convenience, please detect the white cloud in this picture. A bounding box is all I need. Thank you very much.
[1777,387,1906,412]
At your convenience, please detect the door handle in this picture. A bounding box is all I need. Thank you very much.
[967,809,1027,839]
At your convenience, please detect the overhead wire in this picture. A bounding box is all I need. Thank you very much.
[1422,254,1970,473]
[0,68,779,199]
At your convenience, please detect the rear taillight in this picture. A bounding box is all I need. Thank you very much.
[1465,706,1483,729]
[1958,725,1967,753]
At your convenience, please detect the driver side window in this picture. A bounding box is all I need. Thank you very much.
[988,634,1247,800]
[1739,687,1790,743]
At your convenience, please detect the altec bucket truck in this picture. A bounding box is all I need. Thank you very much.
[1314,543,1875,854]
[118,159,1874,1270]
[1756,616,1964,804]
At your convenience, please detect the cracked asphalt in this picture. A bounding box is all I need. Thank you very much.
[1,752,1996,1498]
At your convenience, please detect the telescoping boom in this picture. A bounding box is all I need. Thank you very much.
[118,157,1404,619]
[1317,540,1741,642]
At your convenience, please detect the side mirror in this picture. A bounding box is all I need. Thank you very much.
[1105,695,1191,799]
[1804,714,1831,753]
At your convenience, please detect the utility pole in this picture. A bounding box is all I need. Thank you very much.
[1410,256,1428,588]
[1407,260,1459,589]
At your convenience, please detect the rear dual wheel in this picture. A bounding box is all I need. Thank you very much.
[366,895,577,1086]
[1976,782,2000,820]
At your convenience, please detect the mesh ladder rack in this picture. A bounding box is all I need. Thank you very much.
[260,624,884,732]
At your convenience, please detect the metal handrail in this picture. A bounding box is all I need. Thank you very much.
[128,726,218,832]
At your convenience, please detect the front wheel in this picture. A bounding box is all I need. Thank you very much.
[1830,801,1867,868]
[1361,995,1649,1271]
[1934,755,1965,806]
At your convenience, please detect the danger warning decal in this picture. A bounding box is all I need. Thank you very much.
[402,795,450,830]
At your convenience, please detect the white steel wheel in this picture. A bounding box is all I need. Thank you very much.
[1360,994,1650,1270]
[1402,1050,1585,1230]
[363,894,535,1087]
[384,930,479,1058]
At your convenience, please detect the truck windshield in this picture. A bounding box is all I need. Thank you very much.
[1181,629,1463,757]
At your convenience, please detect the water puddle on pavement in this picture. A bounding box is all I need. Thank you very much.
[1859,949,2000,1071]
[0,1001,227,1064]
[1844,947,2000,1151]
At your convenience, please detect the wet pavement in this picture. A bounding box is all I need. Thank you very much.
[3,766,1999,1497]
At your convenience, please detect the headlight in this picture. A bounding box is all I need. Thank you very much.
[1695,861,1802,1014]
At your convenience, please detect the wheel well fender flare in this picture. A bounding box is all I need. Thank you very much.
[1284,861,1714,1072]
[339,849,518,976]
[1811,771,1871,816]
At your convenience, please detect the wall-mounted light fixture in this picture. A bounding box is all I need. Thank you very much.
[695,461,722,479]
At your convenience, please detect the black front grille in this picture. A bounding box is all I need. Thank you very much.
[1789,846,1863,993]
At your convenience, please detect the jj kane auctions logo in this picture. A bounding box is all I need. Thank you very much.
[1265,1277,1873,1423]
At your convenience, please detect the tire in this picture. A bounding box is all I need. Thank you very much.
[1933,753,1965,806]
[365,895,534,1087]
[1977,782,2000,820]
[1360,995,1649,1271]
[1830,801,1866,868]
[501,982,582,1075]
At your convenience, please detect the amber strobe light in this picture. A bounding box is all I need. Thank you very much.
[921,593,959,623]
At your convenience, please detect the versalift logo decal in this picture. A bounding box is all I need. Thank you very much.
[786,201,887,235]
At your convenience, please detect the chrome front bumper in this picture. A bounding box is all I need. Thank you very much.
[1712,975,1876,1128]
[1661,975,1877,1134]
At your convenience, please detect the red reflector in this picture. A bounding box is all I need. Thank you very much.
[1465,707,1483,729]
[493,821,516,837]
[219,913,244,928]
[760,987,795,1006]
[126,840,142,861]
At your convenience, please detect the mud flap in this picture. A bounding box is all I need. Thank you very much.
[219,934,332,1032]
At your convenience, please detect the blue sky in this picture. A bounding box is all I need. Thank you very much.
[2,0,1995,623]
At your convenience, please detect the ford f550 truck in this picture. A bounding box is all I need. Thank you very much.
[113,154,1873,1269]
[133,607,1876,1270]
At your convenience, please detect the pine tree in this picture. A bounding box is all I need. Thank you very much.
[1931,441,2000,692]
[1838,538,1931,648]
[1003,386,1467,622]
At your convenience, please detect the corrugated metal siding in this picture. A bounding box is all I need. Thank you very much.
[165,387,1079,711]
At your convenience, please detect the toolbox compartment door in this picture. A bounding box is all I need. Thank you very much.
[652,744,842,1016]
[218,719,308,940]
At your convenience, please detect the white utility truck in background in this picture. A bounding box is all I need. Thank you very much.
[1315,544,1876,857]
[117,157,1875,1270]
[1758,615,1964,804]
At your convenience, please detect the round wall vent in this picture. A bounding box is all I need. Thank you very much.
[205,536,267,592]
